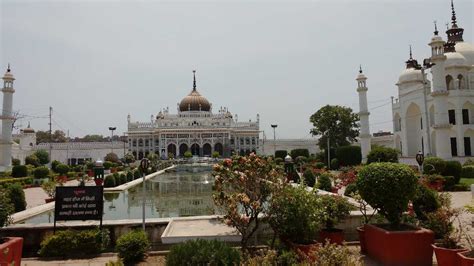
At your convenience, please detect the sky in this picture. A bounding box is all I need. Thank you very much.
[0,0,472,139]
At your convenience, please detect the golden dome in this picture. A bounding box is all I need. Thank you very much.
[178,70,211,112]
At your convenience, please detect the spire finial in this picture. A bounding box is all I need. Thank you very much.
[7,63,10,73]
[409,45,413,59]
[27,121,31,128]
[451,0,458,28]
[359,65,363,74]
[192,70,196,91]
[434,20,438,35]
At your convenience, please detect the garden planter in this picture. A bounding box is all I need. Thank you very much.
[364,224,434,266]
[0,237,23,266]
[432,244,467,266]
[319,229,344,245]
[45,198,55,203]
[87,170,94,177]
[94,178,103,186]
[331,187,338,194]
[457,250,474,266]
[357,226,366,254]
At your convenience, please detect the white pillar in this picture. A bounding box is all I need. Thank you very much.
[0,66,15,171]
[356,68,371,162]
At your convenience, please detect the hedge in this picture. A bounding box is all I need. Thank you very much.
[275,150,288,159]
[423,157,446,175]
[116,230,150,264]
[336,145,362,166]
[39,229,110,257]
[366,146,398,164]
[33,166,50,179]
[166,239,240,266]
[443,161,462,184]
[290,149,309,159]
[11,165,28,178]
[0,177,33,188]
[462,165,474,179]
[6,183,26,212]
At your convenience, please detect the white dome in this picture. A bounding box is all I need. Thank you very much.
[445,51,468,68]
[455,42,474,66]
[398,68,422,84]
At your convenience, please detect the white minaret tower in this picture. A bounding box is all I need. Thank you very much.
[356,66,371,162]
[0,65,15,171]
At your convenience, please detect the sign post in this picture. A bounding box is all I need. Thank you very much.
[140,158,150,231]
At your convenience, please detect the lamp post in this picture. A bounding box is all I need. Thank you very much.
[416,151,424,175]
[140,158,150,231]
[108,127,116,154]
[271,124,278,156]
[323,129,330,169]
[417,59,435,156]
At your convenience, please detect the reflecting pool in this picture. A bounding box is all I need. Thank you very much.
[21,164,216,224]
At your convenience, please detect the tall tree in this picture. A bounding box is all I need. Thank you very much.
[36,130,67,144]
[309,105,359,151]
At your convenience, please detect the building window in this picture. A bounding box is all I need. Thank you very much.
[448,110,456,125]
[463,109,470,124]
[420,118,423,130]
[246,138,250,145]
[451,137,458,156]
[464,137,471,156]
[230,138,234,145]
[240,138,244,145]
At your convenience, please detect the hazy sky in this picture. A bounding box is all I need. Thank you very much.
[0,0,472,139]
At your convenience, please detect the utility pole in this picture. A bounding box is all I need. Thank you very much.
[271,124,278,156]
[66,130,69,165]
[49,106,52,167]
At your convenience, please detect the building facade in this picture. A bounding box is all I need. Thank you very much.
[126,71,260,159]
[391,2,474,159]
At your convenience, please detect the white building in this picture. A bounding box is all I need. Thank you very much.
[126,71,260,159]
[0,65,15,171]
[391,3,474,159]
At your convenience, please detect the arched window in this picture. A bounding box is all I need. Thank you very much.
[458,74,465,90]
[446,75,454,90]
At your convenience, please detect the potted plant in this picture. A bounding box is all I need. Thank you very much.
[350,192,377,254]
[268,184,324,258]
[41,180,57,203]
[357,162,434,266]
[318,194,352,245]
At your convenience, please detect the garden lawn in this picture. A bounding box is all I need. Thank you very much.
[460,178,474,187]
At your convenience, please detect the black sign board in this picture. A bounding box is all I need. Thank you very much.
[54,186,104,228]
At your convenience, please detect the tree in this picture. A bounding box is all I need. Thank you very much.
[104,152,119,163]
[25,154,40,167]
[124,153,135,164]
[34,149,50,165]
[36,130,67,144]
[81,134,106,142]
[309,105,359,151]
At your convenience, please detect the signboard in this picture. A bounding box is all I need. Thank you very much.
[54,186,104,222]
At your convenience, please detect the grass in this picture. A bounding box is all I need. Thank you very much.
[460,178,474,187]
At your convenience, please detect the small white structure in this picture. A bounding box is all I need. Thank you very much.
[356,66,371,162]
[0,65,15,171]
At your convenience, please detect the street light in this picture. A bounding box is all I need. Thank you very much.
[271,124,278,156]
[108,127,116,154]
[416,59,435,156]
[323,129,331,169]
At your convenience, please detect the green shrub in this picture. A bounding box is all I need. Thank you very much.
[0,177,33,188]
[184,151,192,158]
[274,158,283,165]
[330,158,339,170]
[412,184,440,221]
[344,183,358,197]
[103,161,113,170]
[290,149,310,159]
[73,165,84,173]
[126,171,133,182]
[66,172,76,179]
[0,189,13,227]
[303,169,316,187]
[104,175,116,188]
[104,153,119,163]
[34,150,50,165]
[56,164,70,176]
[115,230,150,265]
[443,176,456,191]
[423,157,447,175]
[462,165,474,179]
[133,169,141,180]
[295,156,307,164]
[112,173,120,185]
[275,150,287,160]
[317,173,333,192]
[119,174,127,184]
[12,158,20,166]
[33,166,50,179]
[366,146,398,164]
[11,165,28,178]
[336,145,362,166]
[357,162,418,227]
[51,160,61,172]
[6,183,26,212]
[39,229,110,257]
[320,195,352,230]
[25,154,40,167]
[464,159,474,166]
[443,161,462,184]
[452,183,469,191]
[212,151,220,158]
[166,239,240,266]
[315,162,325,169]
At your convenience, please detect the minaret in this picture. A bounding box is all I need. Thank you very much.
[356,65,371,162]
[429,20,452,159]
[0,65,15,170]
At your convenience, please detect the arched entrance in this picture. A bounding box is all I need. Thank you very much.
[406,103,422,156]
[167,144,177,158]
[191,143,200,156]
[138,151,144,160]
[179,143,189,157]
[214,143,223,156]
[203,143,212,156]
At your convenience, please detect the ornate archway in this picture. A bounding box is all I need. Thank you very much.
[214,143,223,156]
[179,143,189,157]
[167,143,177,158]
[203,143,212,156]
[191,143,200,156]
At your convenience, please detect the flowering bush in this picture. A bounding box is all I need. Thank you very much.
[212,153,286,253]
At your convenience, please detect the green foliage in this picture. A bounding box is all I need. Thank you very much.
[275,150,287,160]
[423,157,446,175]
[39,229,110,257]
[274,157,284,165]
[443,176,456,191]
[112,173,121,185]
[330,158,339,170]
[6,183,26,212]
[126,171,133,182]
[104,153,119,163]
[41,180,57,198]
[51,160,61,172]
[315,162,325,169]
[133,169,141,179]
[34,150,50,165]
[336,145,362,166]
[0,189,13,227]
[320,195,352,230]
[103,161,113,170]
[104,175,116,188]
[357,162,418,227]
[290,149,309,159]
[166,239,240,266]
[317,173,333,192]
[412,184,440,221]
[115,230,150,265]
[25,154,40,167]
[119,174,127,184]
[184,151,192,158]
[443,161,462,184]
[310,105,360,151]
[33,166,50,179]
[462,165,474,178]
[464,159,474,166]
[295,156,307,164]
[124,153,135,164]
[11,158,20,166]
[313,241,362,265]
[269,185,324,244]
[212,151,220,158]
[344,183,358,197]
[303,169,316,187]
[55,164,70,176]
[0,177,33,188]
[366,146,399,164]
[11,165,28,178]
